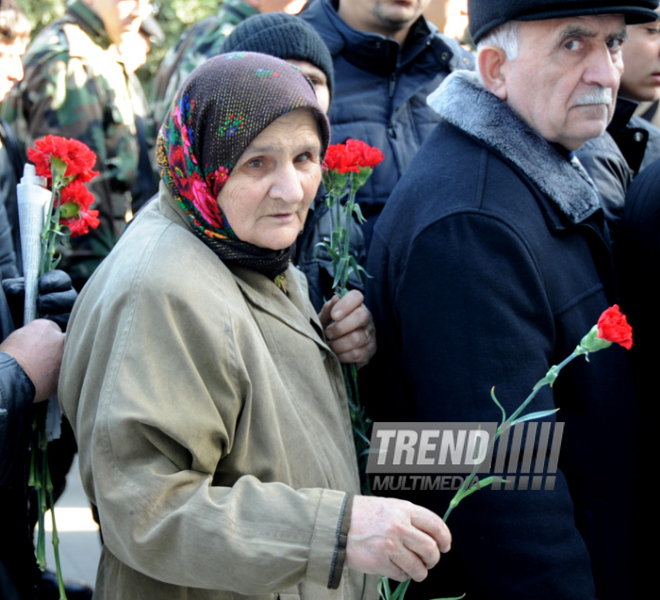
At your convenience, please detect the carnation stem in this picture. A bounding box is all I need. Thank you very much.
[46,461,68,599]
[383,345,591,599]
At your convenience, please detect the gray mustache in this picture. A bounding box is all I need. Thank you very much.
[575,88,613,106]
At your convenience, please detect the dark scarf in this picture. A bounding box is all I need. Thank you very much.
[156,52,330,282]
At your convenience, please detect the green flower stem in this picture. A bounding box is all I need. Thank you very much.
[34,179,68,594]
[382,344,593,599]
[46,461,68,599]
[509,350,579,424]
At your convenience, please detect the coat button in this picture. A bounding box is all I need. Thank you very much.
[441,52,449,62]
[634,132,645,142]
[388,126,396,138]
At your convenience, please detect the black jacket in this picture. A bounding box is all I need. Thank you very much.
[365,72,642,600]
[0,285,37,600]
[577,97,660,233]
[300,0,474,247]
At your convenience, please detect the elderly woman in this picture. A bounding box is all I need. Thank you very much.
[59,53,449,600]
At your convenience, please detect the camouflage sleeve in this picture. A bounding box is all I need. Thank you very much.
[151,18,223,127]
[151,5,252,126]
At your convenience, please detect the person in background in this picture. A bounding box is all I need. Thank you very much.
[113,15,164,215]
[626,15,660,128]
[299,0,474,250]
[0,0,30,279]
[219,11,332,113]
[151,0,306,128]
[2,0,152,290]
[365,0,654,598]
[577,4,660,232]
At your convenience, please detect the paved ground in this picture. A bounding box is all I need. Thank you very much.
[37,456,101,591]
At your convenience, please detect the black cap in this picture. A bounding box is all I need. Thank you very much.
[220,12,334,100]
[469,0,660,44]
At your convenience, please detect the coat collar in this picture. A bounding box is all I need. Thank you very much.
[428,71,602,225]
[230,266,331,353]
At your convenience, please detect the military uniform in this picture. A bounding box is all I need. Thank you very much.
[2,0,147,287]
[151,0,258,128]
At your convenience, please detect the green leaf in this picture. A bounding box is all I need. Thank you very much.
[348,256,364,284]
[353,202,367,224]
[326,247,340,261]
[50,156,69,186]
[389,579,411,600]
[509,408,559,425]
[470,476,501,490]
[377,577,392,599]
[332,257,348,291]
[490,387,507,423]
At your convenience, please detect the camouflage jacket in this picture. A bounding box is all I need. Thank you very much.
[151,0,257,128]
[2,0,147,286]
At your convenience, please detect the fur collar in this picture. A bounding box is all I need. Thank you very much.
[427,71,601,224]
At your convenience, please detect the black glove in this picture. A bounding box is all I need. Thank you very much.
[37,270,77,331]
[1,270,77,331]
[2,276,26,327]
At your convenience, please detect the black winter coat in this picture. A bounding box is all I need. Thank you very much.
[365,72,642,600]
[0,286,37,600]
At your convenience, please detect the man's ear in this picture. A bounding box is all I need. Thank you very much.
[478,46,508,100]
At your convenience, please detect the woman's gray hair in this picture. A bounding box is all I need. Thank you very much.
[477,21,520,61]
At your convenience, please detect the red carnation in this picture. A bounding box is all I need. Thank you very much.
[59,179,95,209]
[324,143,360,174]
[597,305,633,350]
[27,134,98,186]
[65,210,100,237]
[346,139,385,169]
[323,140,385,174]
[58,180,100,237]
[28,135,68,181]
[64,138,99,182]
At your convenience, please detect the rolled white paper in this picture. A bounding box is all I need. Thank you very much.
[17,163,51,325]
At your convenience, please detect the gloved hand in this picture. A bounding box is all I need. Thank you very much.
[2,270,77,331]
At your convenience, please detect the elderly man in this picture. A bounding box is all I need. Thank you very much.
[365,1,656,598]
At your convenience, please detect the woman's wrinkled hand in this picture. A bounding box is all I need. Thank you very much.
[318,290,376,368]
[346,495,452,582]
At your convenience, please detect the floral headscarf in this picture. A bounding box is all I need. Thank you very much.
[156,52,330,281]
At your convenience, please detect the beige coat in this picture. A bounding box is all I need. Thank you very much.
[59,187,375,600]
